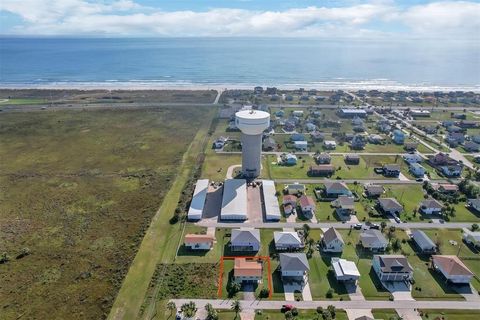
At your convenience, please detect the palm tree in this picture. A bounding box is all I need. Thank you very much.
[231,300,242,319]
[205,303,218,320]
[180,301,197,319]
[166,301,176,318]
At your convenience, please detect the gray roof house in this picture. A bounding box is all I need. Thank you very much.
[411,229,437,253]
[360,229,388,252]
[419,199,444,215]
[321,227,345,253]
[377,198,403,215]
[274,231,304,250]
[231,228,261,252]
[331,195,355,218]
[373,255,413,282]
[364,184,384,197]
[324,181,352,197]
[279,253,310,280]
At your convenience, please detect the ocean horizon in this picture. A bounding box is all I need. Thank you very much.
[1,37,479,92]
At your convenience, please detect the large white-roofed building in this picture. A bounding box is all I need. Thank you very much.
[262,180,281,221]
[221,179,247,220]
[187,179,209,220]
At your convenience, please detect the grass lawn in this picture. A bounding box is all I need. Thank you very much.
[419,309,480,320]
[202,153,242,180]
[255,309,348,320]
[175,227,227,264]
[308,252,350,300]
[0,106,215,320]
[382,184,426,221]
[372,309,399,319]
[0,97,46,105]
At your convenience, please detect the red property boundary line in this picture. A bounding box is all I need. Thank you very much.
[217,256,273,299]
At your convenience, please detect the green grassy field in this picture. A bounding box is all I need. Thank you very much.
[255,309,348,320]
[0,106,214,320]
[0,97,47,105]
[372,309,399,319]
[419,309,480,320]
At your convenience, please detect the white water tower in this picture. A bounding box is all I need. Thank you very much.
[235,109,270,178]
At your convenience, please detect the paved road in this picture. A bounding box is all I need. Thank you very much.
[213,88,224,104]
[217,150,435,156]
[170,298,480,310]
[273,178,448,184]
[196,220,475,230]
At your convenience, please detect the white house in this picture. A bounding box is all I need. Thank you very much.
[411,229,437,253]
[184,234,215,250]
[294,140,308,151]
[331,258,360,282]
[463,228,480,247]
[321,227,345,253]
[432,255,473,284]
[467,198,480,212]
[419,199,444,215]
[274,231,304,250]
[324,140,337,150]
[292,110,304,117]
[279,253,310,280]
[231,228,261,252]
[372,255,413,282]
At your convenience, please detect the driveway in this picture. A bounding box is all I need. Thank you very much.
[344,283,365,301]
[346,309,374,320]
[247,186,263,223]
[243,284,255,301]
[283,276,312,301]
[396,308,422,320]
[382,281,414,301]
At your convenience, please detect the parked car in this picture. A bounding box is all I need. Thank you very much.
[415,178,423,182]
[370,223,380,230]
[353,223,363,230]
[282,305,294,313]
[394,216,401,223]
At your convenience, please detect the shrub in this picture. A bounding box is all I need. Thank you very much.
[326,288,334,298]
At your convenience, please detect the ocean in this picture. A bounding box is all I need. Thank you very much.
[0,37,479,91]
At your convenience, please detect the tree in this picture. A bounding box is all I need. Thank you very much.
[303,223,311,240]
[205,303,218,320]
[284,311,294,320]
[167,301,176,318]
[231,300,242,319]
[472,223,479,231]
[316,306,323,319]
[327,305,336,318]
[392,238,401,252]
[380,221,387,231]
[181,301,197,319]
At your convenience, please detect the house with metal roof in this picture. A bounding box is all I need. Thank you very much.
[409,163,426,177]
[432,255,474,284]
[411,230,437,253]
[274,231,304,251]
[279,253,310,280]
[321,227,345,253]
[463,228,480,248]
[360,229,388,252]
[373,255,413,282]
[331,258,360,282]
[231,228,261,252]
[324,181,352,197]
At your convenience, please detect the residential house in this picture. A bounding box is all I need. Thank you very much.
[314,152,331,164]
[324,140,337,150]
[464,141,480,152]
[411,230,437,253]
[263,137,276,151]
[447,125,463,133]
[281,153,297,165]
[409,163,426,177]
[440,164,463,177]
[285,183,305,195]
[403,153,422,164]
[432,183,459,194]
[275,110,285,117]
[442,120,455,128]
[392,130,405,144]
[403,142,418,151]
[410,109,431,117]
[331,258,360,282]
[463,228,480,248]
[364,184,384,198]
[274,231,304,251]
[331,195,355,217]
[299,195,316,217]
[458,120,477,128]
[311,131,325,142]
[305,122,316,132]
[373,255,413,282]
[424,126,438,134]
[184,234,215,250]
[324,181,352,197]
[351,116,364,126]
[294,141,308,151]
[254,86,263,94]
[383,164,401,177]
[467,198,480,212]
[429,153,457,166]
[231,228,261,252]
[279,253,310,280]
[321,227,345,253]
[291,133,306,142]
[234,258,263,283]
[368,134,385,144]
[471,135,480,144]
[432,255,474,284]
[359,229,388,252]
[377,198,403,215]
[353,125,366,133]
[452,113,467,120]
[446,132,465,147]
[308,165,335,177]
[377,120,392,133]
[292,110,304,117]
[337,108,367,118]
[282,195,297,215]
[419,199,444,215]
[350,135,366,149]
[345,154,360,165]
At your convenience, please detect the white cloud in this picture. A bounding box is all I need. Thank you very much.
[0,0,479,38]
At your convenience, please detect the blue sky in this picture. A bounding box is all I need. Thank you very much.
[0,0,479,38]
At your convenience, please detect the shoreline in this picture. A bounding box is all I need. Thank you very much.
[1,81,479,93]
